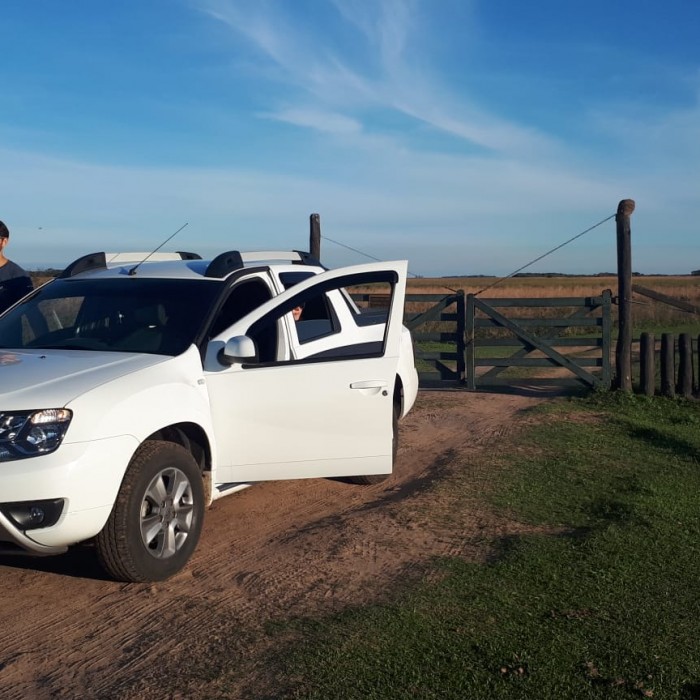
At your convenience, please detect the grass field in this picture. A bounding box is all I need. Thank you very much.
[30,270,700,331]
[407,274,700,300]
[258,392,700,699]
[405,275,700,332]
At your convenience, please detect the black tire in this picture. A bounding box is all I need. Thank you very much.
[346,401,399,486]
[95,440,205,582]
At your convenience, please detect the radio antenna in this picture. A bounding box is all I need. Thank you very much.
[128,222,189,276]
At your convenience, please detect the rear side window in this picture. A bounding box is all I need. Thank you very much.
[209,278,274,337]
[279,271,316,289]
[342,283,391,328]
[294,291,340,344]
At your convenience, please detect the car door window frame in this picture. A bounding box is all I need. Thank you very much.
[246,269,399,367]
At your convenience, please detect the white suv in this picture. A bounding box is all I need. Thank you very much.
[0,250,418,581]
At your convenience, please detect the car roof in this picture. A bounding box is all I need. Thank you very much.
[58,250,326,281]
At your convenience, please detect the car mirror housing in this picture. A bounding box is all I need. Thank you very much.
[221,335,258,365]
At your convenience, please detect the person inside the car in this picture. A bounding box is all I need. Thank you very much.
[292,303,304,321]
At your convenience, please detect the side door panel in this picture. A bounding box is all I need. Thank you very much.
[203,261,408,483]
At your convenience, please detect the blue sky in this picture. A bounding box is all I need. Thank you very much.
[1,0,698,275]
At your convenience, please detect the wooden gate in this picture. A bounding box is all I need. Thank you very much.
[357,290,613,390]
[404,290,612,390]
[465,291,613,391]
[404,292,465,387]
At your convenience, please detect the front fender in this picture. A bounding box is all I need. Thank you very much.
[64,346,218,474]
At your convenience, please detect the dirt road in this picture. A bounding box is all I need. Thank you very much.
[0,390,550,699]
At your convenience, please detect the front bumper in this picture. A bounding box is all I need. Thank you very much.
[0,508,68,555]
[0,434,138,554]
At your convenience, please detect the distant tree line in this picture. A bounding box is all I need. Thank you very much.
[29,266,700,281]
[512,272,648,278]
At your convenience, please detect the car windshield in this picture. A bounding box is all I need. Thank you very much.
[0,277,222,355]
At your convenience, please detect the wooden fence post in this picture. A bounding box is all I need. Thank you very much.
[678,333,693,398]
[456,290,466,384]
[465,293,475,390]
[615,199,635,392]
[309,213,321,260]
[601,289,613,388]
[697,334,700,397]
[639,332,655,396]
[661,333,675,398]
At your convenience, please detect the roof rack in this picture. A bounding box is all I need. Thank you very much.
[58,249,321,280]
[238,250,313,264]
[59,252,106,279]
[105,252,201,263]
[204,250,323,278]
[205,251,244,278]
[58,251,201,279]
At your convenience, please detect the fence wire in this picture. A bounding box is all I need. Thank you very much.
[322,213,617,290]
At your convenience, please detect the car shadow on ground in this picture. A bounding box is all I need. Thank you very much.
[0,544,113,581]
[422,383,583,399]
[476,383,585,398]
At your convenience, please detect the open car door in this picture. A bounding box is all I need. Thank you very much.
[203,261,408,484]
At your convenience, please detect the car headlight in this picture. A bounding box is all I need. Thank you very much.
[0,409,72,461]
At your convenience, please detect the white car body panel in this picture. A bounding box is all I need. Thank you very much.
[0,436,138,550]
[0,345,216,468]
[0,347,219,551]
[398,327,419,417]
[62,346,214,444]
[206,357,396,482]
[0,350,168,410]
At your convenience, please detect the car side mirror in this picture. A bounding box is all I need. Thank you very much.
[220,335,258,365]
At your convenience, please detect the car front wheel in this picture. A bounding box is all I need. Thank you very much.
[95,440,204,582]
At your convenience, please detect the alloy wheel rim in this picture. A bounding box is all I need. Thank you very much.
[139,467,195,559]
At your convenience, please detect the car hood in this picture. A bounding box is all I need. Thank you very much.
[0,350,170,409]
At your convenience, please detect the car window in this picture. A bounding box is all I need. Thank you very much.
[247,271,397,365]
[209,277,274,338]
[341,283,391,328]
[279,271,316,288]
[292,290,340,344]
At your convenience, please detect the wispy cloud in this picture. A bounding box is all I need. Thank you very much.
[260,108,362,134]
[191,0,555,157]
[330,0,414,68]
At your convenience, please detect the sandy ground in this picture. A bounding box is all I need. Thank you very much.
[0,388,557,699]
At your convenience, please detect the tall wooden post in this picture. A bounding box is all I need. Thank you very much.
[456,291,466,384]
[615,199,635,392]
[697,334,700,397]
[661,333,675,398]
[309,213,321,261]
[639,332,655,396]
[465,293,475,390]
[601,289,613,388]
[678,333,693,398]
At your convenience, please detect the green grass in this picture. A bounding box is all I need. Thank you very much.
[258,393,700,699]
[633,321,700,337]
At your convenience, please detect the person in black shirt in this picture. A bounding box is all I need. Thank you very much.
[0,220,34,314]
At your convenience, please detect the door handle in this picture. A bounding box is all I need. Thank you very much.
[350,380,388,390]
